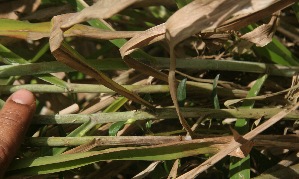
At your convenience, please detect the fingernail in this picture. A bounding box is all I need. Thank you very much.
[11,89,35,105]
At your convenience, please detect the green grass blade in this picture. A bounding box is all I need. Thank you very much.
[0,44,68,88]
[30,43,50,63]
[109,121,126,136]
[0,44,28,64]
[0,19,50,40]
[177,78,187,106]
[7,140,219,175]
[102,97,128,136]
[67,0,126,48]
[103,97,128,113]
[229,74,268,179]
[1,58,299,77]
[212,74,220,110]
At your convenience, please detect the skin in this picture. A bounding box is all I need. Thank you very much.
[0,89,36,178]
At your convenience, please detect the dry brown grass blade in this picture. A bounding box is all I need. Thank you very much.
[241,11,280,47]
[61,0,138,29]
[49,14,153,108]
[217,0,297,31]
[228,126,254,158]
[132,161,161,179]
[177,102,299,179]
[62,139,98,155]
[167,159,179,179]
[120,23,166,58]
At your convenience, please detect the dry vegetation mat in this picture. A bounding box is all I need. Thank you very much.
[0,0,299,178]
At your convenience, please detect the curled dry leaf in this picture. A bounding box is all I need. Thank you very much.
[165,0,251,47]
[50,14,153,108]
[61,0,139,29]
[241,12,280,47]
[228,126,254,158]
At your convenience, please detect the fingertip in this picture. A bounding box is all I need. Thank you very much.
[11,89,35,105]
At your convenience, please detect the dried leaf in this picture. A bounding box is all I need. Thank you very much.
[228,126,254,158]
[120,23,166,58]
[165,0,251,47]
[229,126,248,144]
[233,0,278,16]
[229,141,254,158]
[252,117,263,130]
[241,12,280,47]
[218,0,297,31]
[61,0,139,29]
[132,161,161,179]
[167,159,180,179]
[62,139,97,155]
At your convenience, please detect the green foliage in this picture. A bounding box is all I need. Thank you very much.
[230,74,268,178]
[177,78,187,106]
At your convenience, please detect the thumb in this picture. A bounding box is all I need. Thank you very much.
[0,89,36,178]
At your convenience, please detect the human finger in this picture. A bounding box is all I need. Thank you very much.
[0,89,36,178]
